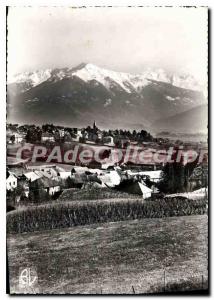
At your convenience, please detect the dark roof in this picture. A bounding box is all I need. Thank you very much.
[37,177,59,188]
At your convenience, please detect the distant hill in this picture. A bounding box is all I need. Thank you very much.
[152,104,208,134]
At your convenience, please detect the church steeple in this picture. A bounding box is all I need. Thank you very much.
[93,120,97,130]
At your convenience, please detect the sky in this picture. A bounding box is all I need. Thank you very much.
[7,7,208,81]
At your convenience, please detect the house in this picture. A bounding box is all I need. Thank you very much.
[7,132,14,144]
[23,171,43,182]
[59,171,72,179]
[137,182,152,198]
[122,161,163,171]
[71,166,89,174]
[75,129,83,141]
[6,171,17,191]
[24,168,59,182]
[37,177,61,196]
[118,179,152,198]
[87,168,104,176]
[101,162,116,170]
[67,129,84,142]
[15,132,24,143]
[7,131,24,144]
[81,130,89,141]
[99,170,121,188]
[41,132,55,142]
[36,168,59,179]
[140,171,162,183]
[58,128,65,138]
[126,170,162,183]
[103,136,115,147]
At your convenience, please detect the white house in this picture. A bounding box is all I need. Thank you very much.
[99,170,121,187]
[48,185,61,196]
[59,171,72,179]
[58,128,65,138]
[14,132,24,143]
[41,133,55,142]
[6,172,17,191]
[71,129,83,142]
[103,136,115,147]
[77,129,83,137]
[138,182,152,199]
[7,131,24,144]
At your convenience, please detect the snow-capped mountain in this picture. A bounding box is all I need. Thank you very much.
[8,69,52,88]
[7,63,207,132]
[71,63,149,93]
[8,63,206,94]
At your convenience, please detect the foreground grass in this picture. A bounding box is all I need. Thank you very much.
[7,215,208,294]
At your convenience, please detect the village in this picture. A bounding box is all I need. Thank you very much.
[6,121,208,211]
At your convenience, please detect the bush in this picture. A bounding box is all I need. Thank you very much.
[7,197,207,234]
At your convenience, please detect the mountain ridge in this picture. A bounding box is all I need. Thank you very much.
[7,63,207,132]
[8,63,206,94]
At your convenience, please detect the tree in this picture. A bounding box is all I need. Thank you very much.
[25,127,42,143]
[132,130,137,137]
[65,176,74,188]
[10,135,15,144]
[28,180,50,203]
[158,150,186,194]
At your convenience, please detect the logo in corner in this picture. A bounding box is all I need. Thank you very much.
[19,267,38,289]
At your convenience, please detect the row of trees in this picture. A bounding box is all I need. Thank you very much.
[11,122,154,144]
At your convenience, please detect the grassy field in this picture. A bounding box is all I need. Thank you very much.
[7,215,208,294]
[58,187,141,201]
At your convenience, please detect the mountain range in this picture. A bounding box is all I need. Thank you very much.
[7,63,207,133]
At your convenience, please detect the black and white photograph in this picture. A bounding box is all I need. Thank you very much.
[6,6,208,294]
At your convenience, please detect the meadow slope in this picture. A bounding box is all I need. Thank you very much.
[7,215,208,294]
